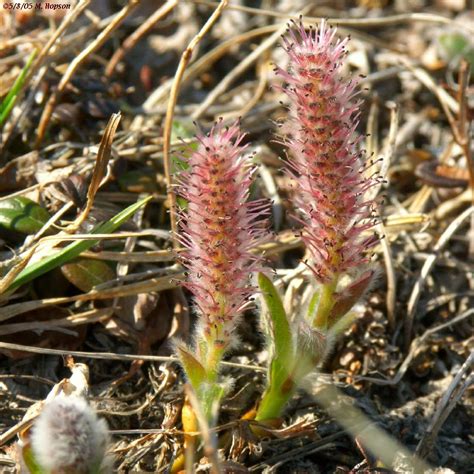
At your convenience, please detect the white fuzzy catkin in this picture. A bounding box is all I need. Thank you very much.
[31,396,110,474]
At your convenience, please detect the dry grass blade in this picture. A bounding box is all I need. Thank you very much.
[222,56,271,120]
[258,160,283,231]
[378,106,399,329]
[0,342,264,371]
[142,24,277,111]
[105,0,179,77]
[366,101,399,329]
[35,0,140,146]
[0,412,41,447]
[405,206,474,348]
[377,219,396,329]
[192,0,471,31]
[0,0,91,154]
[0,270,183,322]
[308,382,432,472]
[434,188,472,221]
[81,249,175,263]
[191,19,290,120]
[162,0,229,248]
[0,307,113,336]
[416,352,474,460]
[72,112,121,230]
[0,246,37,294]
[356,309,473,386]
[400,58,459,115]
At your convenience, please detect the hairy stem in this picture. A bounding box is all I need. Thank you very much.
[255,380,296,422]
[313,278,338,329]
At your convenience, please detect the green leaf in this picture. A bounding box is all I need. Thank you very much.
[7,196,152,293]
[0,49,36,127]
[0,196,50,234]
[255,273,295,421]
[61,258,115,292]
[176,344,207,390]
[171,120,196,174]
[258,272,293,366]
[172,154,190,174]
[438,33,474,74]
[171,119,195,143]
[438,33,469,59]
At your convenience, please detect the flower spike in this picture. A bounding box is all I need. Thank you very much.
[177,120,268,366]
[254,20,380,423]
[276,19,379,290]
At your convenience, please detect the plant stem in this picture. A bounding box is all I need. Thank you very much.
[312,278,338,329]
[255,382,296,422]
[203,341,225,383]
[255,349,315,422]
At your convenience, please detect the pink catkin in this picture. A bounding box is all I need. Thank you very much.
[177,120,268,350]
[277,20,379,284]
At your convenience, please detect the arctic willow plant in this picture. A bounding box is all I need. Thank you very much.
[255,20,380,422]
[176,120,268,424]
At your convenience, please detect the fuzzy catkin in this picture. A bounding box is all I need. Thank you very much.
[277,20,379,283]
[31,396,110,474]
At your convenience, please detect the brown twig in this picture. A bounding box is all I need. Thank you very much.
[162,0,229,248]
[0,270,183,321]
[0,308,113,336]
[35,0,140,146]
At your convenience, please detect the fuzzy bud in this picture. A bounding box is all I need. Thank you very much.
[30,396,110,474]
